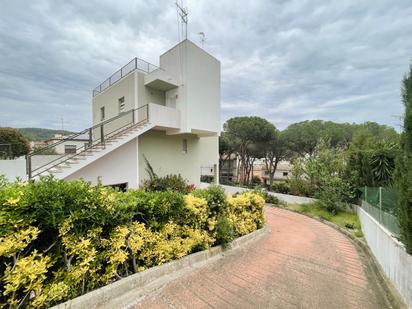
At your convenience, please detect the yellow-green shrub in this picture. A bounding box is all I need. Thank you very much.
[227,192,265,236]
[0,178,264,308]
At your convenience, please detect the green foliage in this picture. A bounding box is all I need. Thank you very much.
[223,117,277,184]
[18,128,75,142]
[284,203,362,237]
[215,216,234,247]
[347,129,399,188]
[395,62,412,254]
[32,146,58,155]
[288,140,353,214]
[251,176,261,185]
[268,182,291,194]
[0,127,30,159]
[262,192,280,205]
[200,175,214,183]
[282,120,398,158]
[142,156,194,194]
[0,178,265,307]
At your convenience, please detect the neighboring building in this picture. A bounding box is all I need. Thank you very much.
[28,40,220,188]
[261,161,292,184]
[43,134,89,154]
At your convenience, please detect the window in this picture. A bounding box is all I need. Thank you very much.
[283,172,289,177]
[65,145,77,154]
[118,97,125,114]
[182,138,188,153]
[100,106,105,121]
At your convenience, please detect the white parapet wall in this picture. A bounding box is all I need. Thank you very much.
[0,158,27,181]
[358,206,412,308]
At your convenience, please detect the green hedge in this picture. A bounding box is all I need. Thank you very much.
[0,177,264,308]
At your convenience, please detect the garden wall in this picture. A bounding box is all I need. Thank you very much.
[358,206,412,308]
[201,183,316,205]
[0,158,27,180]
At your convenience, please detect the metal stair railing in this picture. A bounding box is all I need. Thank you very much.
[26,104,149,179]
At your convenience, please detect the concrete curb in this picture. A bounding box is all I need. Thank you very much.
[274,205,407,309]
[52,226,270,309]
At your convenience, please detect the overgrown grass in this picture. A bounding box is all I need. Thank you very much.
[282,202,363,238]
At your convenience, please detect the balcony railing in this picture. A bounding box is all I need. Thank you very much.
[93,58,160,97]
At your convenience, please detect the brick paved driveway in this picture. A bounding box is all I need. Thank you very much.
[135,207,388,308]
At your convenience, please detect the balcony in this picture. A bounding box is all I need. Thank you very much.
[148,103,180,131]
[93,57,160,97]
[144,69,179,91]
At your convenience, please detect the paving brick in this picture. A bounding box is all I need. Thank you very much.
[134,207,388,308]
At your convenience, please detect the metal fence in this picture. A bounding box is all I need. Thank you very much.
[360,187,400,237]
[93,57,160,96]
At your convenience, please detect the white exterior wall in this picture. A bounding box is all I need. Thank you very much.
[138,131,218,186]
[92,73,137,126]
[186,42,220,134]
[358,207,412,308]
[66,139,139,188]
[160,40,220,134]
[0,158,27,181]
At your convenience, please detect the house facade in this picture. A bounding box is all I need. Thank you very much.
[29,40,220,188]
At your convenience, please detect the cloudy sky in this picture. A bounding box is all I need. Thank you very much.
[0,0,411,131]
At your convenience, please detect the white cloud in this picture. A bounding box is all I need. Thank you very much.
[0,0,411,131]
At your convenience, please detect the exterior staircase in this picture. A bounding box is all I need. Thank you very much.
[27,105,152,180]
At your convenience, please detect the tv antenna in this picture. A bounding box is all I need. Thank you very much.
[199,32,206,48]
[175,1,188,40]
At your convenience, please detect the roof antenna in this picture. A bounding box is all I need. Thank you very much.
[199,32,206,48]
[175,1,188,41]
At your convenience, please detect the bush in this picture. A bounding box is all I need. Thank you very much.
[200,175,214,183]
[0,177,264,307]
[262,192,280,205]
[269,182,291,194]
[251,176,261,185]
[142,157,194,194]
[215,216,234,246]
[227,191,265,235]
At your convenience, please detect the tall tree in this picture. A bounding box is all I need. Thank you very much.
[0,128,30,159]
[262,131,290,190]
[218,131,237,182]
[395,63,412,253]
[223,117,276,184]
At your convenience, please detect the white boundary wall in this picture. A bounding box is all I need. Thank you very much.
[358,207,412,308]
[200,183,316,205]
[0,158,27,181]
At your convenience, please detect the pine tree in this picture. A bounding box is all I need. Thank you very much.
[395,63,412,253]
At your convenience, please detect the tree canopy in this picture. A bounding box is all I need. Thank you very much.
[0,127,30,159]
[395,62,412,253]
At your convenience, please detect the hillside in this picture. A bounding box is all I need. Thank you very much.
[18,128,75,141]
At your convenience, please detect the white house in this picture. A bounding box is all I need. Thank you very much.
[27,40,220,188]
[43,134,89,154]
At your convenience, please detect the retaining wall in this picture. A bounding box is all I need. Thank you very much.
[52,226,269,309]
[201,183,316,205]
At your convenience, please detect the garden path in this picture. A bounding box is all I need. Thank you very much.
[134,207,389,308]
